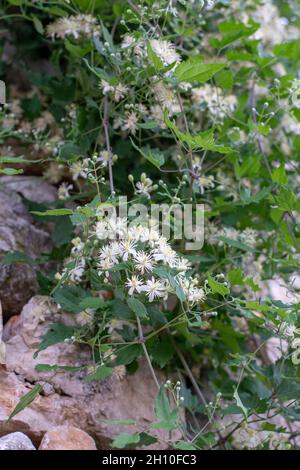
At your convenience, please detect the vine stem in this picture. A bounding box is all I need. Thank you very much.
[283,211,300,254]
[136,314,160,390]
[170,338,207,406]
[250,77,300,254]
[103,96,115,195]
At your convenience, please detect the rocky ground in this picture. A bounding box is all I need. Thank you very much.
[0,177,172,450]
[0,176,298,450]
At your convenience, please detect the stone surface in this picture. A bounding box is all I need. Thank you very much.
[0,175,57,204]
[0,296,173,449]
[0,432,36,450]
[0,177,56,316]
[0,302,5,364]
[39,426,97,450]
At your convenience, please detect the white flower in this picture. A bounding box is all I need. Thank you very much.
[100,80,114,95]
[122,112,138,135]
[126,275,143,295]
[69,258,86,283]
[58,182,73,200]
[150,39,181,67]
[153,83,180,114]
[99,244,119,264]
[107,217,128,239]
[120,239,137,261]
[95,220,109,240]
[46,14,99,40]
[134,251,155,274]
[135,173,157,198]
[114,84,129,102]
[70,161,88,180]
[142,277,168,302]
[71,237,84,255]
[192,84,237,122]
[98,257,115,277]
[121,34,135,49]
[152,241,177,266]
[175,257,191,273]
[76,308,95,326]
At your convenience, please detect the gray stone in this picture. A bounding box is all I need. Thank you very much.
[0,177,56,316]
[0,432,36,450]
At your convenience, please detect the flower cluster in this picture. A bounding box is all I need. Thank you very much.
[192,84,237,122]
[96,223,206,306]
[46,14,100,40]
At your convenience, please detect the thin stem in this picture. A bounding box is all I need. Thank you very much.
[136,314,160,390]
[103,96,115,195]
[171,338,207,406]
[283,211,300,254]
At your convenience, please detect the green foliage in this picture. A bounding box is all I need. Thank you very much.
[2,0,300,451]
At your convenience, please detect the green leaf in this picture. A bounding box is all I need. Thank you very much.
[8,384,43,420]
[233,389,248,419]
[112,432,140,449]
[211,20,258,48]
[105,419,136,426]
[0,168,23,175]
[130,139,165,168]
[272,186,299,212]
[174,441,197,450]
[31,208,73,216]
[214,69,234,90]
[164,111,232,154]
[0,156,28,164]
[58,143,81,161]
[175,57,226,83]
[150,338,175,368]
[127,297,148,318]
[228,268,244,286]
[53,286,89,313]
[78,297,108,310]
[271,165,288,185]
[32,16,44,34]
[218,236,256,253]
[85,366,113,382]
[146,41,164,70]
[153,386,178,430]
[2,251,35,266]
[115,344,142,365]
[34,323,76,358]
[207,275,230,296]
[35,364,82,373]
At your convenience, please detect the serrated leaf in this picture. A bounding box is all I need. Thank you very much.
[127,297,148,318]
[112,432,140,449]
[53,286,89,313]
[85,366,112,382]
[174,441,197,450]
[34,323,76,358]
[207,275,230,296]
[78,297,108,310]
[175,57,226,83]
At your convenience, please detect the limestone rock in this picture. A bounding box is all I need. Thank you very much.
[0,432,36,450]
[0,177,56,316]
[0,296,174,449]
[39,426,97,450]
[0,175,57,204]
